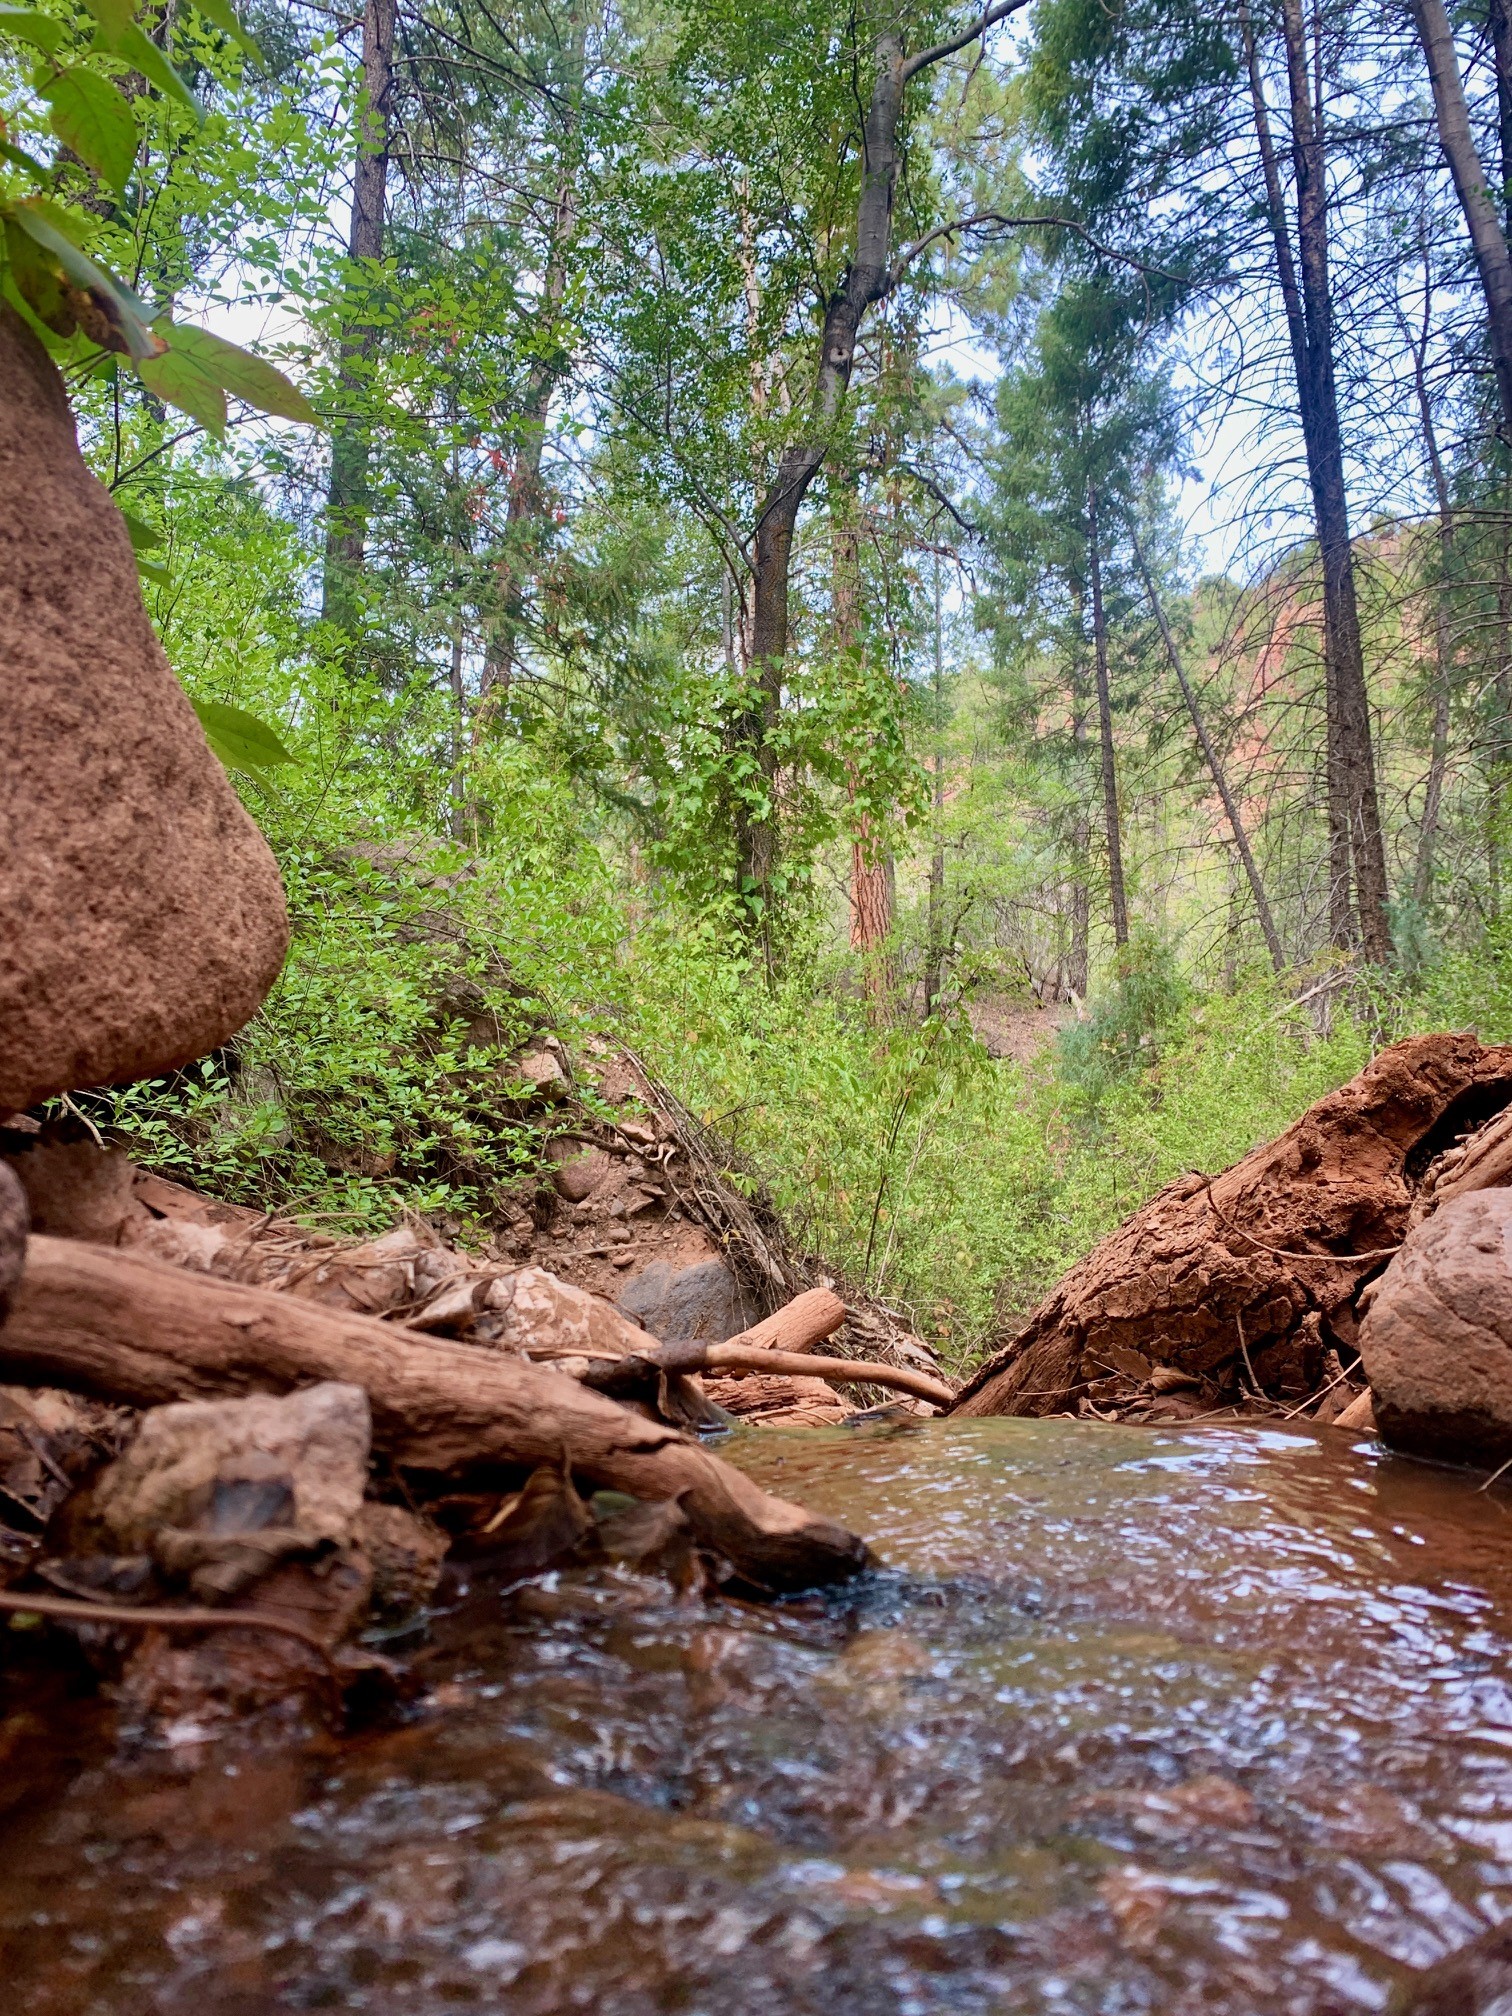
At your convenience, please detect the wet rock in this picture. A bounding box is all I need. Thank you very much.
[1360,1190,1512,1465]
[90,1383,371,1554]
[1398,1919,1512,2014]
[0,306,288,1115]
[356,1502,448,1622]
[112,1548,374,1731]
[616,1258,760,1343]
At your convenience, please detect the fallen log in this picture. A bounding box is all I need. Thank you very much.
[723,1288,846,1355]
[649,1337,953,1409]
[0,1238,871,1592]
[953,1032,1512,1419]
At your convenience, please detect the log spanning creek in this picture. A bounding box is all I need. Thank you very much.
[2,1418,1511,2014]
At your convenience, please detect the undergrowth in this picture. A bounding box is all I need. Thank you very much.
[81,713,1512,1370]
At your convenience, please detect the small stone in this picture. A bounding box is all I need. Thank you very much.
[551,1145,612,1201]
[511,1050,569,1103]
[611,1250,636,1268]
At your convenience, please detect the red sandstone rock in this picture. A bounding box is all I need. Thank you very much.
[1359,1189,1512,1465]
[0,306,288,1114]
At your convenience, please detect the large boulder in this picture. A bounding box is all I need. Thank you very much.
[1359,1190,1512,1465]
[0,306,288,1114]
[617,1257,760,1342]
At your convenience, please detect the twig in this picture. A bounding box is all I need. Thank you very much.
[58,1093,105,1149]
[1477,1454,1512,1493]
[0,1589,342,1681]
[1235,1309,1260,1395]
[1279,1360,1358,1420]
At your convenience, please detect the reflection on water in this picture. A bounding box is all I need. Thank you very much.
[3,1419,1511,2013]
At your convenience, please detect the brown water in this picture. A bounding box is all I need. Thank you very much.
[3,1418,1512,2015]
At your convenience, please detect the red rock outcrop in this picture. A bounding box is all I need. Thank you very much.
[954,1032,1512,1418]
[0,306,288,1114]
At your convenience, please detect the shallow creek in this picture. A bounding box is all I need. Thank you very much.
[3,1418,1512,2014]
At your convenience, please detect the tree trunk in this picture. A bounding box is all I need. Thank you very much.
[1130,531,1285,972]
[479,5,587,705]
[834,488,894,1007]
[1491,0,1512,233]
[448,625,467,842]
[322,0,396,633]
[1086,485,1129,948]
[742,33,907,913]
[1409,0,1512,443]
[1279,0,1392,960]
[924,560,947,1015]
[1241,0,1391,961]
[738,2,1026,915]
[1068,579,1091,997]
[1407,279,1455,908]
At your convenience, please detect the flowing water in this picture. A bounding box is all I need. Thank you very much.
[3,1418,1512,2014]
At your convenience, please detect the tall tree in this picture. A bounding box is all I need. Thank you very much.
[1407,0,1512,444]
[322,0,397,631]
[740,0,1029,917]
[1085,481,1129,946]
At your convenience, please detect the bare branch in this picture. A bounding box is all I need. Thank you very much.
[901,0,1031,83]
[888,211,1188,291]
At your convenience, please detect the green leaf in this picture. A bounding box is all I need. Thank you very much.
[9,192,90,248]
[190,698,296,775]
[117,507,163,552]
[135,555,170,585]
[0,135,51,177]
[0,7,63,54]
[158,321,318,424]
[3,213,71,333]
[189,0,260,60]
[136,340,227,434]
[6,200,161,358]
[39,69,136,195]
[77,0,134,40]
[101,20,202,116]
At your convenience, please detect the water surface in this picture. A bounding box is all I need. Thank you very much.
[3,1418,1511,2013]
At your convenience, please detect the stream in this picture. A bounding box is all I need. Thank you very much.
[2,1417,1511,2013]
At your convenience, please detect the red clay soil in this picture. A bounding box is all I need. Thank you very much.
[953,1032,1512,1420]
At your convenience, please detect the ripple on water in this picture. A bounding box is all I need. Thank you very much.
[1,1418,1510,2014]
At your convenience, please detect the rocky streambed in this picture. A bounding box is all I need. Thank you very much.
[3,1416,1512,2015]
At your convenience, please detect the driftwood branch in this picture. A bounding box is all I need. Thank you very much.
[653,1337,954,1409]
[721,1287,846,1354]
[0,1238,871,1591]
